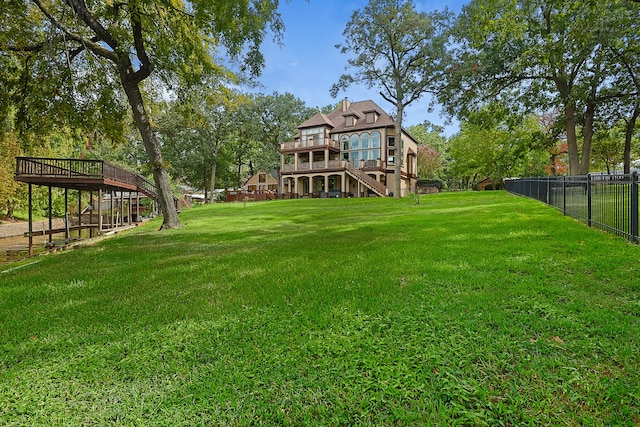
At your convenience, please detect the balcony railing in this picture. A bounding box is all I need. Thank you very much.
[281,158,387,174]
[281,138,340,151]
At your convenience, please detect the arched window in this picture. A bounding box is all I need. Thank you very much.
[360,132,369,149]
[341,135,349,151]
[371,131,380,148]
[350,134,359,150]
[342,132,382,165]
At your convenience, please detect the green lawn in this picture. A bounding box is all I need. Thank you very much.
[1,191,639,426]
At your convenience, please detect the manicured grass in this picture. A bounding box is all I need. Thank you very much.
[1,191,639,425]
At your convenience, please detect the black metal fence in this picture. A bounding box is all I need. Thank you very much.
[505,174,639,243]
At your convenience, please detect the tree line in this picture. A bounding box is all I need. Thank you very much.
[1,0,638,227]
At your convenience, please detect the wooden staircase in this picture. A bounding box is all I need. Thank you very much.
[344,162,388,197]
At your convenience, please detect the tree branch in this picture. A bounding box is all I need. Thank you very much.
[130,7,154,83]
[30,0,118,62]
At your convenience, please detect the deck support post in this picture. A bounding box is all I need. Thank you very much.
[78,190,82,238]
[89,191,94,238]
[28,184,33,257]
[97,189,102,234]
[48,186,53,245]
[110,188,115,229]
[119,192,125,227]
[64,188,70,240]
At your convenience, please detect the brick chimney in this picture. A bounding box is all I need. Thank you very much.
[342,97,350,112]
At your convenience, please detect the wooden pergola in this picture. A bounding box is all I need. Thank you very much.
[14,157,161,255]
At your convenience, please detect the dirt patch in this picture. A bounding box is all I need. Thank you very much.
[0,219,66,238]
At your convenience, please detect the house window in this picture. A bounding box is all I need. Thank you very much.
[301,127,324,147]
[350,134,359,150]
[341,135,349,150]
[388,148,396,165]
[371,131,380,148]
[343,132,382,166]
[388,137,395,147]
[360,133,369,149]
[259,174,266,183]
[346,115,355,127]
[366,112,376,124]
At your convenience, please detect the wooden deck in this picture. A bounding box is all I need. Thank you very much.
[14,157,161,257]
[14,157,158,199]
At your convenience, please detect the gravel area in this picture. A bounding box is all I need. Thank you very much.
[0,219,66,238]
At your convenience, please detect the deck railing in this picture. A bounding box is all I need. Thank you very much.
[505,174,639,243]
[15,157,159,200]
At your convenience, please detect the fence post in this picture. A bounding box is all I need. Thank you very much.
[587,174,592,227]
[632,172,638,244]
[562,175,566,215]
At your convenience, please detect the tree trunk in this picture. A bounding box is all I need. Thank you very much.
[5,200,15,220]
[119,70,180,229]
[394,103,404,198]
[624,105,639,174]
[578,98,596,175]
[564,104,580,175]
[209,160,217,203]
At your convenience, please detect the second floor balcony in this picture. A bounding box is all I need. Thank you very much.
[281,138,340,152]
[281,159,385,174]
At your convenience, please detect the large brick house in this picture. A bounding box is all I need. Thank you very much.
[280,99,418,198]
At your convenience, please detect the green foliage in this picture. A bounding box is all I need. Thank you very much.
[332,0,453,196]
[408,121,448,180]
[249,92,317,172]
[449,105,548,187]
[0,132,21,217]
[1,193,639,424]
[1,0,284,228]
[445,0,640,175]
[591,124,625,174]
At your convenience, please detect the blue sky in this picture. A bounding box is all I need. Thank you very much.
[252,0,469,136]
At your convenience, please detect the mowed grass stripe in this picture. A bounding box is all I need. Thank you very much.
[1,191,638,425]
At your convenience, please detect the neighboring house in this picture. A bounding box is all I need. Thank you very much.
[245,171,279,192]
[280,99,418,198]
[226,171,278,202]
[476,177,503,191]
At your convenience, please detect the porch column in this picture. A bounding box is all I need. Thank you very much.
[293,177,298,198]
[324,149,329,169]
[294,153,299,170]
[341,172,347,197]
[324,175,329,198]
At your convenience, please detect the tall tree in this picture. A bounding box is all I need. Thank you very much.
[445,0,640,175]
[0,132,21,219]
[448,104,547,187]
[407,121,447,180]
[159,87,246,203]
[250,92,316,172]
[331,0,452,197]
[1,0,283,229]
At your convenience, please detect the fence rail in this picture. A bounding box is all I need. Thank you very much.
[505,174,639,243]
